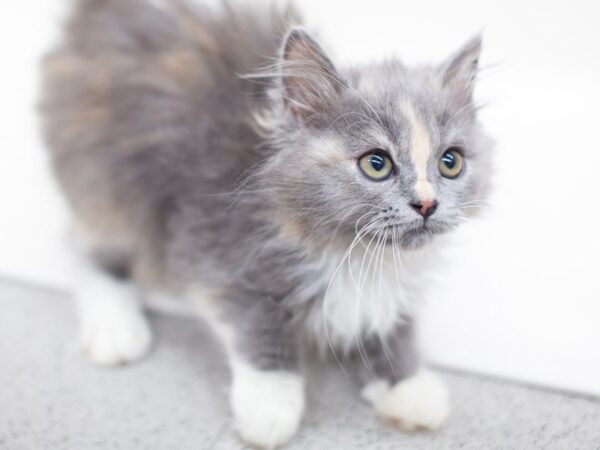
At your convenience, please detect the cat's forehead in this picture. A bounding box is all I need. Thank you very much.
[353,63,441,105]
[335,65,443,155]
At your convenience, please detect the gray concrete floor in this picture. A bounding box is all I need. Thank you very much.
[1,279,599,450]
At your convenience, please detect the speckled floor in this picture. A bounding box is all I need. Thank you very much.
[1,279,599,450]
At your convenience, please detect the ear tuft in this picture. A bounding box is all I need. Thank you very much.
[441,34,482,104]
[280,27,343,121]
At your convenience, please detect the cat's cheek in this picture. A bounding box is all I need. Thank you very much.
[361,370,450,431]
[230,360,305,448]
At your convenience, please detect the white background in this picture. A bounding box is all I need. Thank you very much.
[1,0,599,396]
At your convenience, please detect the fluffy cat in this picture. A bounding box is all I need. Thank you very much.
[40,0,492,447]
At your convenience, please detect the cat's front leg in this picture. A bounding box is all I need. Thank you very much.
[230,359,304,449]
[205,293,305,449]
[355,321,450,431]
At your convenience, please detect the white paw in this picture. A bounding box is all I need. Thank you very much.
[79,291,152,366]
[362,370,449,431]
[230,361,305,449]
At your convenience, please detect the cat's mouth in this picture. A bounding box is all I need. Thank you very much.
[374,219,453,249]
[350,217,455,249]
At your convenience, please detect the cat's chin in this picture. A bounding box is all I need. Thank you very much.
[398,227,434,249]
[397,220,454,249]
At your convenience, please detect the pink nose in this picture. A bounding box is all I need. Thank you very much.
[410,199,438,219]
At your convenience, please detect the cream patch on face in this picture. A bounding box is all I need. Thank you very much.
[401,102,436,201]
[307,135,348,164]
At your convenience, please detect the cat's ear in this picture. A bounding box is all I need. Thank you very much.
[280,28,344,121]
[439,34,482,106]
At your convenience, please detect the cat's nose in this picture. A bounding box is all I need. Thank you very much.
[410,199,438,219]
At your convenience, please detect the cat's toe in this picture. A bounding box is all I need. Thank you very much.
[231,362,305,448]
[362,370,449,431]
[80,306,152,366]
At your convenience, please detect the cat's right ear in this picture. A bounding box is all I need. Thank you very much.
[439,34,482,107]
[280,28,344,122]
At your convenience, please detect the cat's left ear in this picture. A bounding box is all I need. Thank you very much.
[280,27,344,121]
[439,34,482,106]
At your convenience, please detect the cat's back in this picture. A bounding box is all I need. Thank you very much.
[40,0,298,241]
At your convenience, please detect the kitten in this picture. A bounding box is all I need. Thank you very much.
[40,0,492,447]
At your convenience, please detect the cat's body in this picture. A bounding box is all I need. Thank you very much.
[41,0,492,447]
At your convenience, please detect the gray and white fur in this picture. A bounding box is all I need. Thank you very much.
[40,0,492,447]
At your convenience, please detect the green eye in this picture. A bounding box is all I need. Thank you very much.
[439,147,464,179]
[358,150,394,181]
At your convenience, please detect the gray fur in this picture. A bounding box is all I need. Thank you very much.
[40,0,492,385]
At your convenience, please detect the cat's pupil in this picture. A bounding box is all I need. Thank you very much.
[369,155,385,171]
[442,152,456,169]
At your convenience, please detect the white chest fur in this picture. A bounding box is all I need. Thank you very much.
[304,242,430,352]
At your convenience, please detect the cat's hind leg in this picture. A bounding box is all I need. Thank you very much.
[67,224,152,366]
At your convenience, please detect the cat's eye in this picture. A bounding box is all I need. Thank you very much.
[438,147,464,179]
[358,150,394,181]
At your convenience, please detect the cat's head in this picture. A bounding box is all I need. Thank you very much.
[256,28,492,250]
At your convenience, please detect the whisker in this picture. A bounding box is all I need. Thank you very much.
[320,215,384,372]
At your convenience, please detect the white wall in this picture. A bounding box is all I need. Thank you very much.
[1,0,599,396]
